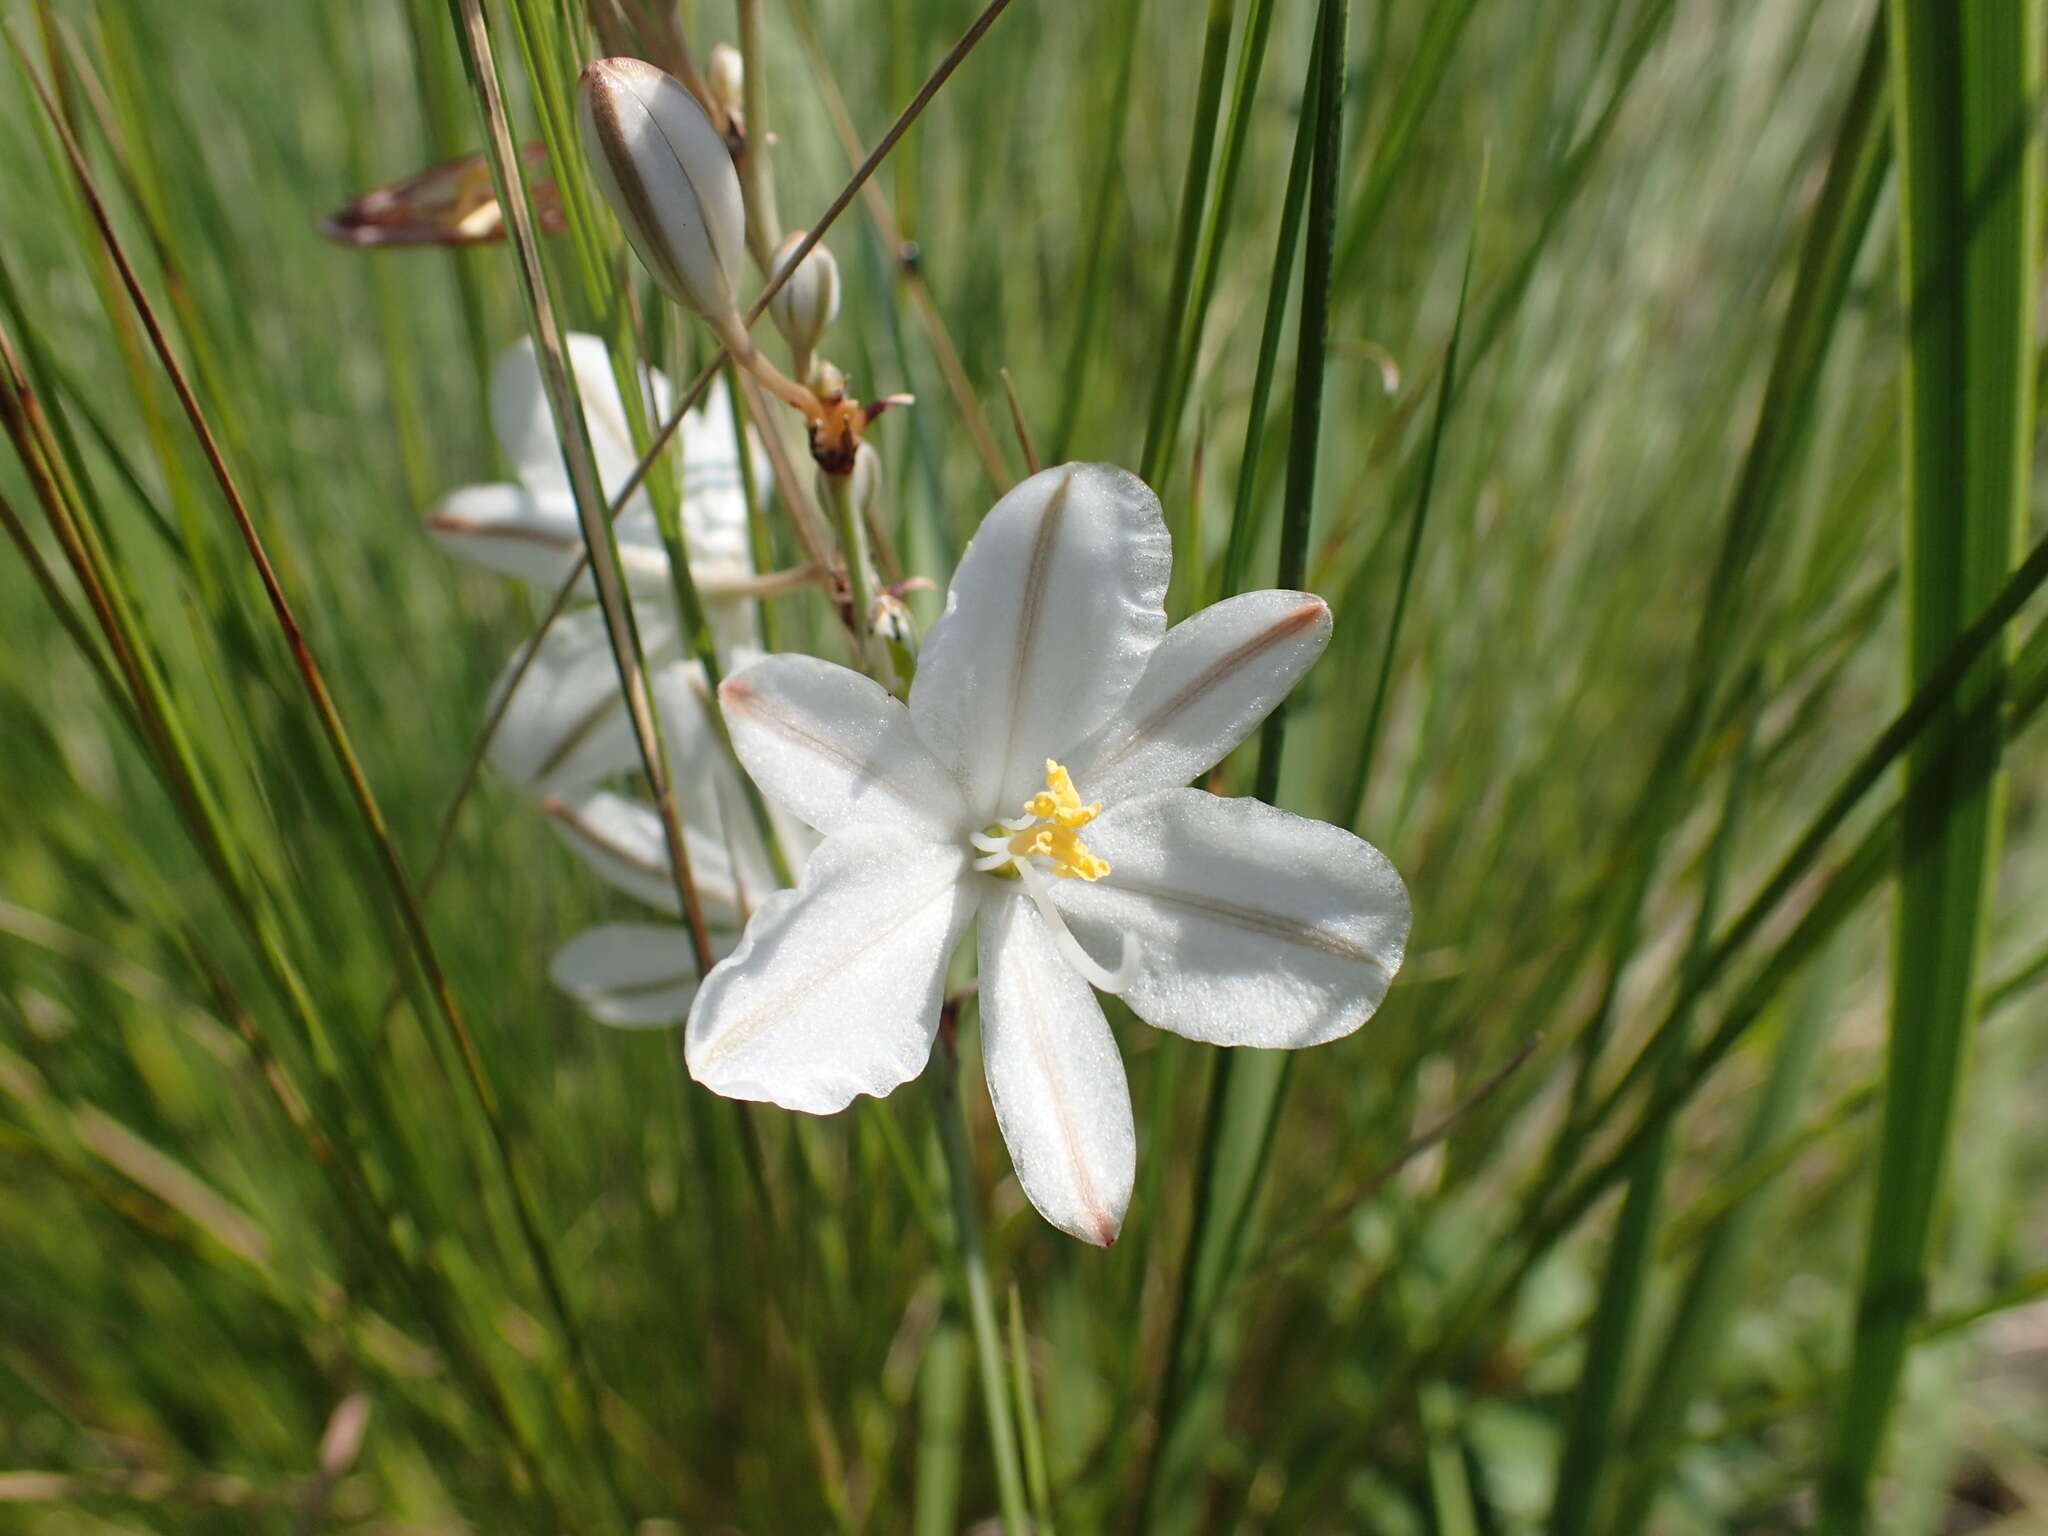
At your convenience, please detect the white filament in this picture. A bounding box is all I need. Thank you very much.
[1017,863,1139,994]
[969,828,1014,871]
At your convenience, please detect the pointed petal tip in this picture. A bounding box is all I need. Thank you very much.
[1051,1202,1124,1246]
[1266,590,1332,642]
[1290,591,1332,624]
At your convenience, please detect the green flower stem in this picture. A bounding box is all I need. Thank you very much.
[824,464,883,679]
[930,1034,1031,1536]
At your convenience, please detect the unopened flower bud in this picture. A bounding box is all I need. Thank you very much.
[811,359,848,401]
[767,230,840,377]
[872,590,915,649]
[848,440,880,512]
[706,44,744,123]
[578,58,747,337]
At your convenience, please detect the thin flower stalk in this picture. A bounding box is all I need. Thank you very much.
[932,1031,1033,1536]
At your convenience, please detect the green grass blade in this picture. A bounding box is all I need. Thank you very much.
[1136,0,1237,488]
[1509,4,1889,1213]
[1546,686,1758,1536]
[930,1039,1030,1536]
[1340,155,1482,823]
[1006,1283,1055,1533]
[1329,0,1482,292]
[1049,0,1145,464]
[1607,944,1840,1534]
[1582,530,2048,1175]
[1213,19,1323,603]
[1158,0,1276,582]
[1533,603,2048,1353]
[914,1307,970,1536]
[1421,1380,1480,1536]
[1139,2,1346,1520]
[1549,2,1887,1131]
[1819,3,2039,1525]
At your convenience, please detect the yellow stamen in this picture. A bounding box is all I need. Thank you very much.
[1004,759,1110,880]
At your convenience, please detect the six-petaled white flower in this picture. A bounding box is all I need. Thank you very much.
[692,463,1410,1244]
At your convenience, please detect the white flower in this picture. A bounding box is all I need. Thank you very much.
[426,334,803,1024]
[690,463,1411,1244]
[481,604,812,1026]
[426,332,758,656]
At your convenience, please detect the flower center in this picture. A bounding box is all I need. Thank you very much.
[980,759,1111,881]
[968,761,1137,994]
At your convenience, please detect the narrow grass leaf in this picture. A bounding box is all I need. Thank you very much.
[1820,4,2038,1524]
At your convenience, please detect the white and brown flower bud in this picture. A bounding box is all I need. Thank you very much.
[767,230,841,378]
[578,57,747,338]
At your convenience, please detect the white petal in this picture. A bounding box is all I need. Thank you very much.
[544,788,745,927]
[909,464,1171,813]
[491,619,785,914]
[550,922,734,1028]
[492,333,674,509]
[977,894,1134,1245]
[427,480,674,594]
[720,654,969,839]
[686,831,972,1113]
[647,658,738,828]
[1072,590,1331,803]
[676,377,752,572]
[487,610,680,794]
[1051,790,1410,1049]
[667,722,786,919]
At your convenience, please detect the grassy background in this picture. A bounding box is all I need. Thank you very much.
[2,0,2046,1529]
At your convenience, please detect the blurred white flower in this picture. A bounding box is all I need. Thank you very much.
[490,606,794,1025]
[427,333,804,1025]
[691,463,1411,1244]
[475,602,803,1026]
[425,332,757,656]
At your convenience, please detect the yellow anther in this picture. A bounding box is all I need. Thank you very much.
[1000,760,1111,880]
[1024,760,1102,829]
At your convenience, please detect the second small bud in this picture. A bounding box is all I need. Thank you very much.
[706,44,744,129]
[768,230,841,384]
